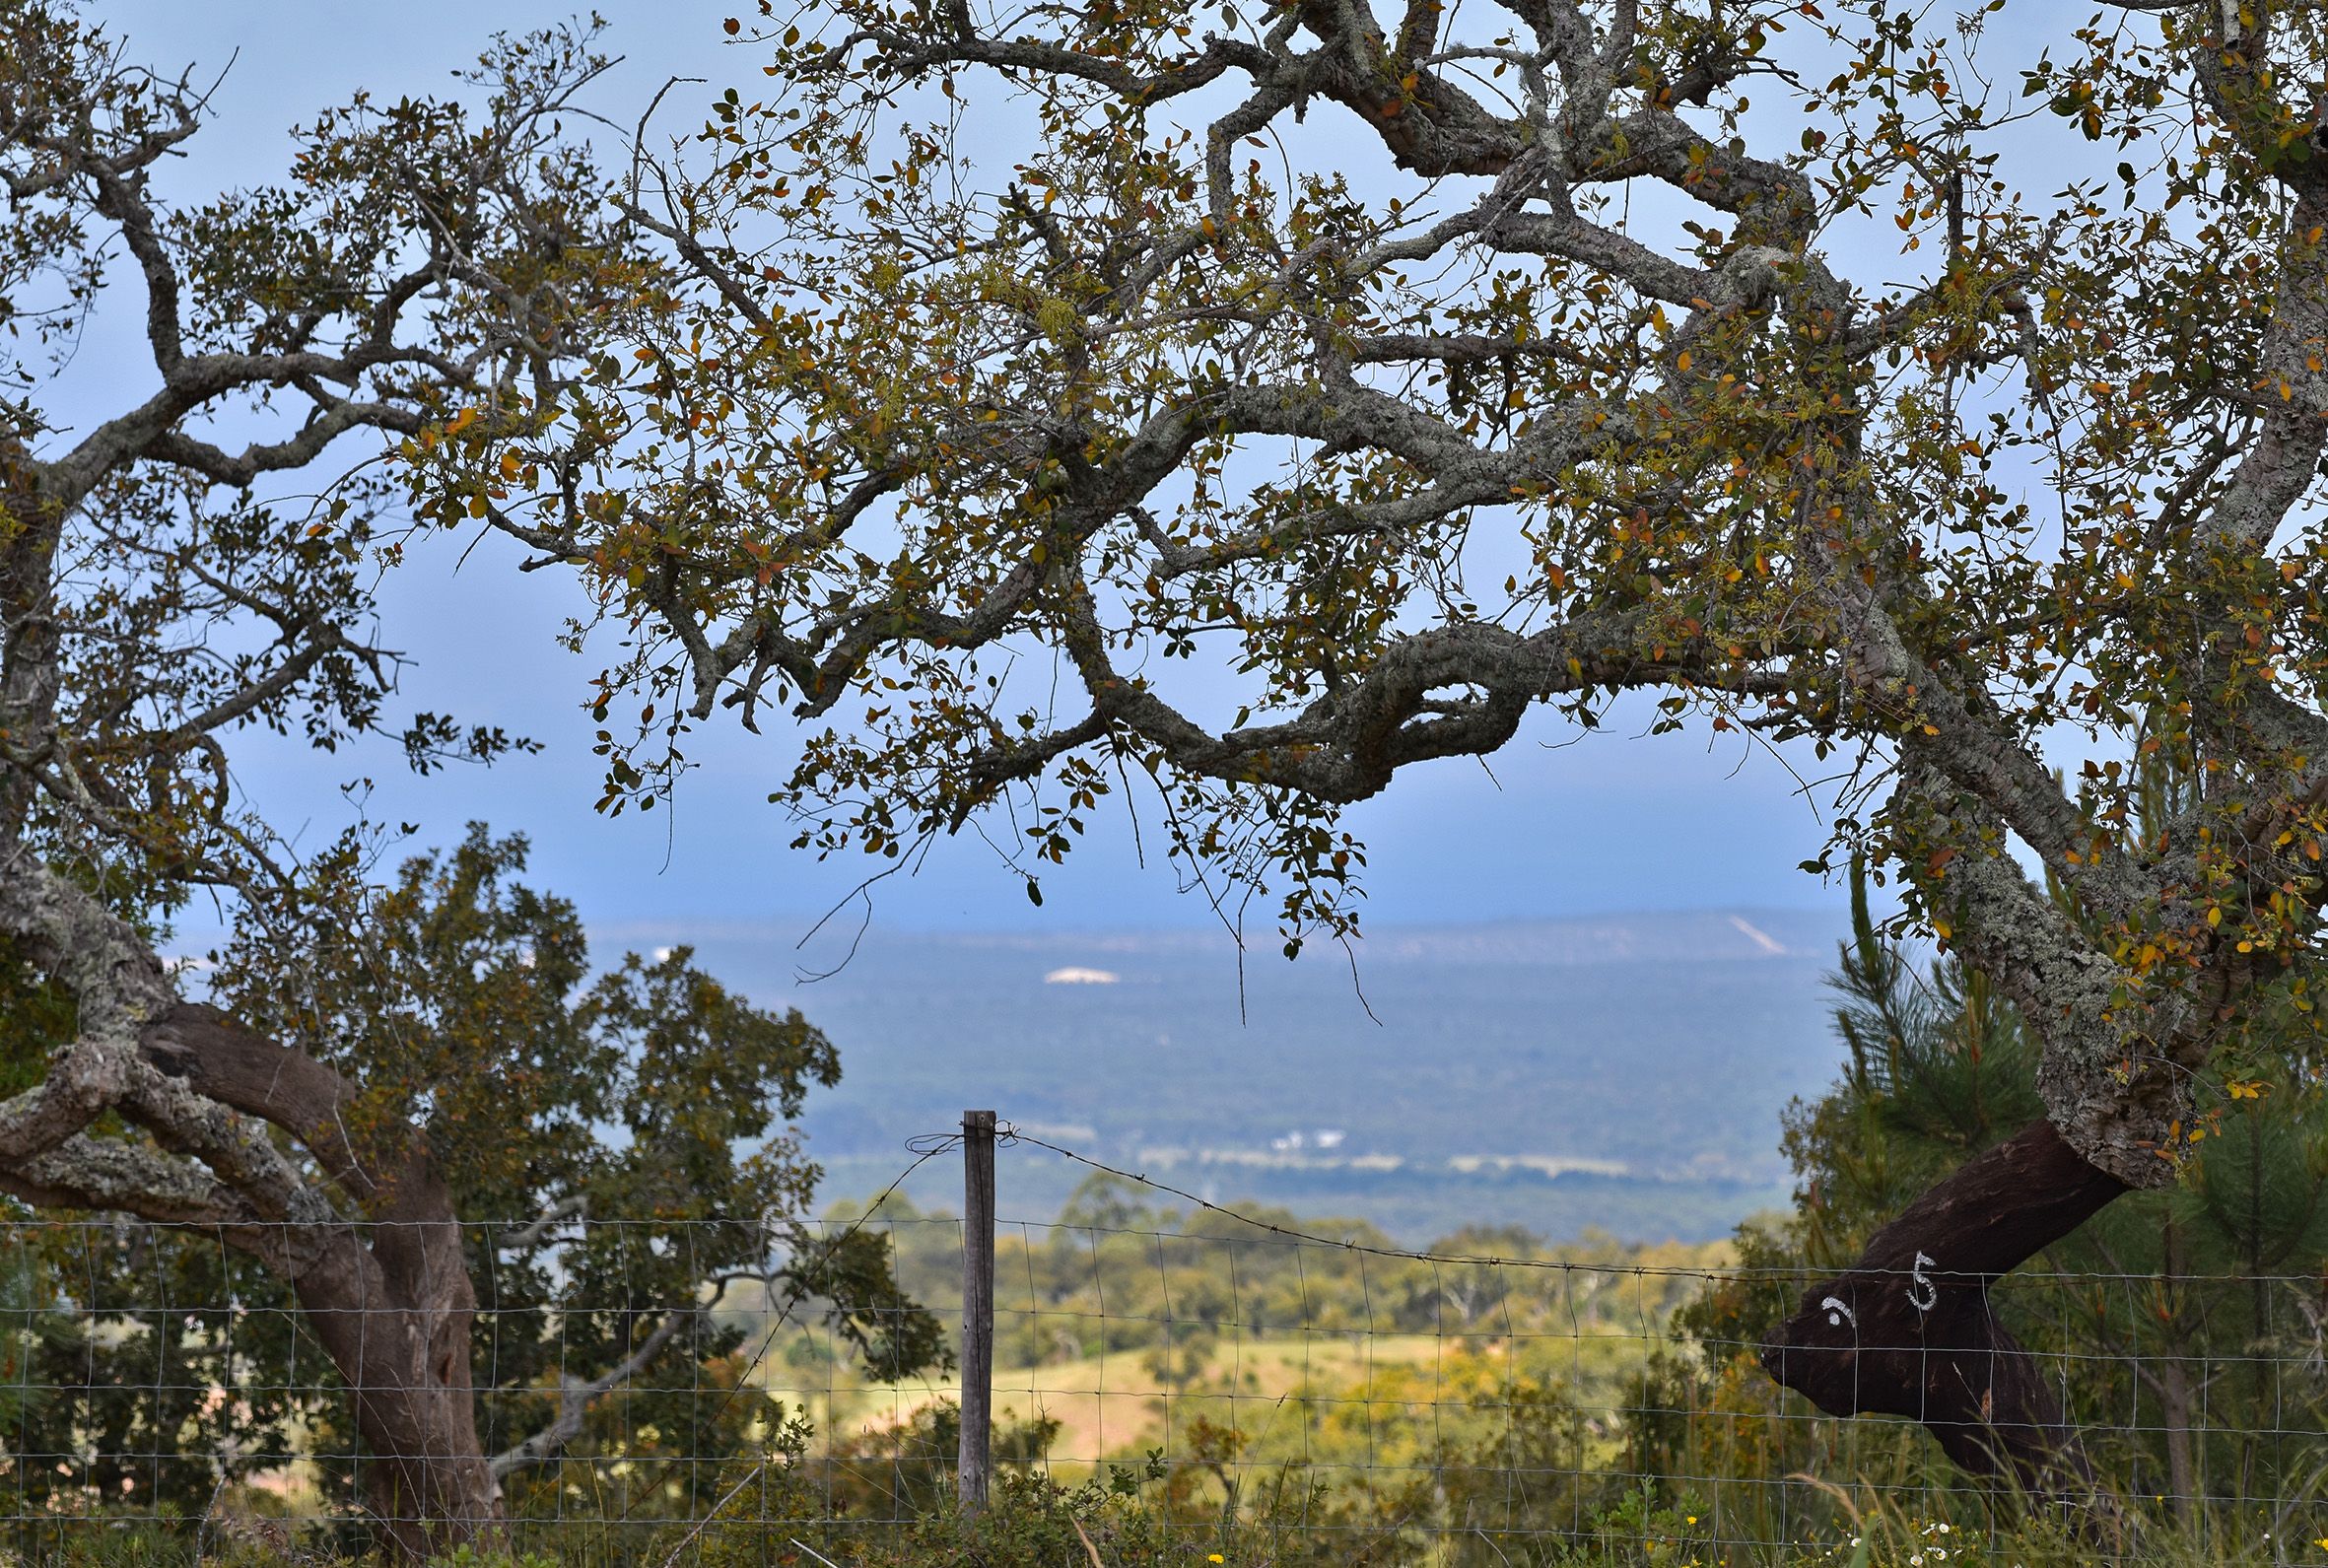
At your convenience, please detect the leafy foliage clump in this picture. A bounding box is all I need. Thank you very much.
[0,829,943,1529]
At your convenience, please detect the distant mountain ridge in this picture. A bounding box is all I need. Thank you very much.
[609,906,1849,1245]
[599,905,1839,968]
[1302,909,1821,965]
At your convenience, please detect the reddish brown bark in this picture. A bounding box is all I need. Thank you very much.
[142,1003,501,1557]
[1760,1121,2128,1497]
[286,1230,500,1558]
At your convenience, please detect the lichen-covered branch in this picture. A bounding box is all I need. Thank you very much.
[424,0,2328,1196]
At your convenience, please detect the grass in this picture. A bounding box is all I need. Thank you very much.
[771,1322,1667,1482]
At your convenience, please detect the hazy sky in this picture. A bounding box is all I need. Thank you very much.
[85,0,1883,943]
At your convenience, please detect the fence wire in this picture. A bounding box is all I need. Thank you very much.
[0,1140,2314,1564]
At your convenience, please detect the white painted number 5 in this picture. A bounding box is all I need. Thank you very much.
[1906,1252,1938,1313]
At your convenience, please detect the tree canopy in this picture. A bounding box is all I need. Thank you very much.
[0,5,936,1550]
[389,0,2328,1493]
[423,0,2328,1193]
[12,0,2328,1534]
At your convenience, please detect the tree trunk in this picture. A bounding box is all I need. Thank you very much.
[1760,1121,2127,1499]
[2155,1217,2198,1525]
[290,1225,501,1560]
[2156,1351,2198,1523]
[142,1004,504,1557]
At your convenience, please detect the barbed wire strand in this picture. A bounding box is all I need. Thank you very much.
[631,1132,977,1564]
[0,1132,2319,1559]
[616,1134,956,1545]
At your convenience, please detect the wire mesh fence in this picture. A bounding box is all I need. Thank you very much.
[0,1128,2318,1563]
[736,1215,2328,1564]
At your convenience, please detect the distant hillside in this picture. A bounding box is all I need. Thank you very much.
[612,908,1848,1245]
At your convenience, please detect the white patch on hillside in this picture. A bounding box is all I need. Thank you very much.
[1044,966,1120,985]
[1728,916,1787,956]
[1446,1153,1630,1179]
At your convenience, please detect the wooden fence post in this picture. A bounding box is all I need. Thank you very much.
[958,1110,996,1513]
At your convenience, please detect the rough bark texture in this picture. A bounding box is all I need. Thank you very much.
[144,1005,500,1556]
[1761,1123,2129,1496]
[0,884,509,1554]
[288,1241,500,1556]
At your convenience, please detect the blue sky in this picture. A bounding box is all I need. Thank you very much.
[87,0,1862,943]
